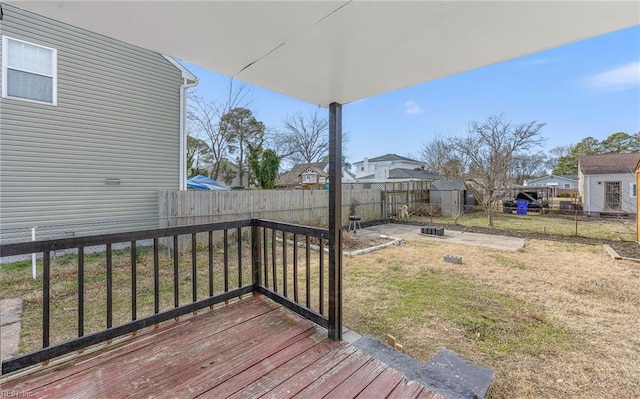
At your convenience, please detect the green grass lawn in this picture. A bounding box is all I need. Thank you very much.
[345,257,569,359]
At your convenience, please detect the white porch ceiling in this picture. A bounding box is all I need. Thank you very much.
[8,1,639,107]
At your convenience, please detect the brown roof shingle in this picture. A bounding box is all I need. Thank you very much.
[579,152,640,175]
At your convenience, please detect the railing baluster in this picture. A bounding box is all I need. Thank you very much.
[263,228,268,288]
[282,230,288,297]
[252,225,261,288]
[173,236,180,309]
[305,236,311,308]
[319,239,324,316]
[223,229,229,294]
[237,227,242,290]
[293,234,298,302]
[106,243,113,329]
[153,238,159,315]
[43,251,50,350]
[131,241,137,321]
[192,233,197,304]
[208,231,214,298]
[78,247,84,337]
[2,219,275,374]
[271,229,277,292]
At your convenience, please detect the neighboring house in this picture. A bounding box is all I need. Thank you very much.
[277,162,355,188]
[636,160,640,242]
[353,154,440,182]
[430,180,472,217]
[578,153,640,215]
[0,4,197,243]
[208,158,247,188]
[524,175,578,196]
[300,165,329,187]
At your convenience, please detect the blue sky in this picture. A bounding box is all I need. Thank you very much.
[185,24,640,167]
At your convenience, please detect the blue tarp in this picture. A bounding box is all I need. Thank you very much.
[187,175,231,191]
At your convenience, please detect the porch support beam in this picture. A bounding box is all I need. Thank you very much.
[328,102,343,340]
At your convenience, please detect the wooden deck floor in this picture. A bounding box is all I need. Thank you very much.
[1,295,442,398]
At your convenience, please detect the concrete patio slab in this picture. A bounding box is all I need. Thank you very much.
[1,298,23,365]
[361,224,525,252]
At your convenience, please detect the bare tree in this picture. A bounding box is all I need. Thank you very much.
[187,79,252,179]
[420,135,466,179]
[546,145,571,173]
[511,151,548,182]
[278,110,329,165]
[448,115,546,227]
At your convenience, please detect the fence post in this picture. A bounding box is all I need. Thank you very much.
[575,203,579,237]
[31,226,37,279]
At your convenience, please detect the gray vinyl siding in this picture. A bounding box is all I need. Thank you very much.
[0,4,185,243]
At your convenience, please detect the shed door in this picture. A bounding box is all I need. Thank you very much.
[604,181,621,210]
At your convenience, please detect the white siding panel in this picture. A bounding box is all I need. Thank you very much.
[583,172,637,214]
[0,4,187,242]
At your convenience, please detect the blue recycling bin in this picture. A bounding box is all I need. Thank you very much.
[516,199,528,215]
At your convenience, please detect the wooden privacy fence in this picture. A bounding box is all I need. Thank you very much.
[159,188,382,229]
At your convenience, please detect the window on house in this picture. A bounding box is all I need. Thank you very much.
[564,183,571,189]
[2,36,57,105]
[604,181,621,210]
[360,167,364,171]
[631,183,637,198]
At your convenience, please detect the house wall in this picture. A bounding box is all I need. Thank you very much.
[637,168,640,242]
[0,4,185,242]
[581,172,637,214]
[354,159,422,179]
[525,176,577,189]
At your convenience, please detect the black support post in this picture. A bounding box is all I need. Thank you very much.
[328,102,343,340]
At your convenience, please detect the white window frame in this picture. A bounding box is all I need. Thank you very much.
[630,183,637,198]
[564,183,571,189]
[2,36,58,106]
[302,173,316,184]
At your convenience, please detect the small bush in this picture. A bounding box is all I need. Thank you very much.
[414,204,441,217]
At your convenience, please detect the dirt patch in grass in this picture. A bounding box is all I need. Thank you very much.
[341,231,393,251]
[608,241,640,259]
[343,238,640,398]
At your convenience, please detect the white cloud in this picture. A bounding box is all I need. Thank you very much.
[584,61,640,91]
[403,100,424,115]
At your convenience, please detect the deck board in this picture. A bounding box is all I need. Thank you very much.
[7,297,278,394]
[1,295,441,398]
[32,299,283,398]
[324,358,388,398]
[199,335,334,398]
[354,366,405,398]
[292,353,373,398]
[225,340,342,399]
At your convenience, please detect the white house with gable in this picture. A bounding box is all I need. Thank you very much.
[353,154,439,182]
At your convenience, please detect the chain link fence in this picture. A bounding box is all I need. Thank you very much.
[411,202,637,242]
